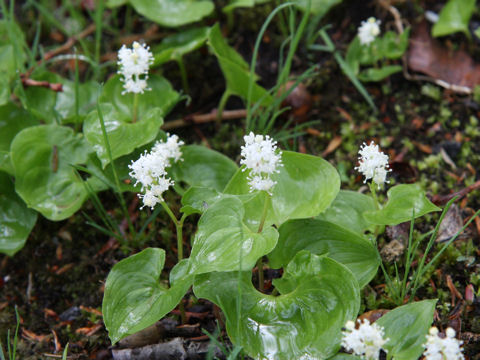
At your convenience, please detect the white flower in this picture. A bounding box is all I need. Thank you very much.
[341,319,388,360]
[358,17,381,45]
[240,132,282,195]
[128,134,183,209]
[423,327,464,360]
[117,41,154,94]
[355,141,390,188]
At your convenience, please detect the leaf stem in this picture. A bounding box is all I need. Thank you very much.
[256,193,270,292]
[132,92,139,123]
[96,102,135,240]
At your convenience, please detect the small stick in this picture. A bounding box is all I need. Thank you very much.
[21,77,63,92]
[162,109,247,130]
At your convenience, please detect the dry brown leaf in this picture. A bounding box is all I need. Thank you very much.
[436,204,463,243]
[408,21,480,92]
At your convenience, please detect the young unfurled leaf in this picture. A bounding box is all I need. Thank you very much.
[102,248,192,344]
[194,251,360,360]
[364,184,441,226]
[268,219,380,288]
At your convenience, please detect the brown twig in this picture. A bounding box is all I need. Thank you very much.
[21,77,63,92]
[24,23,96,78]
[432,180,480,206]
[162,109,247,130]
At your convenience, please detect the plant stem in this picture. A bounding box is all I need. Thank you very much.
[216,90,230,126]
[369,181,380,210]
[132,92,139,123]
[256,194,270,292]
[177,58,189,94]
[96,103,135,241]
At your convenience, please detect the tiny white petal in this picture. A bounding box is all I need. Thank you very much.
[423,326,464,360]
[341,319,388,360]
[358,17,381,45]
[117,41,154,95]
[355,141,390,188]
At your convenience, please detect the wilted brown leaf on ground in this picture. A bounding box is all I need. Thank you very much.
[408,21,480,92]
[436,204,463,243]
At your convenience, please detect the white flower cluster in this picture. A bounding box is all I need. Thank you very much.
[355,141,390,188]
[128,134,184,209]
[240,132,282,195]
[358,17,381,45]
[423,327,464,360]
[117,41,154,94]
[341,319,388,360]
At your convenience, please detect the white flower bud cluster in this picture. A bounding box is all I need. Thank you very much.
[423,327,464,360]
[240,132,282,195]
[117,41,154,94]
[341,319,388,360]
[358,17,381,45]
[355,141,390,188]
[128,134,184,209]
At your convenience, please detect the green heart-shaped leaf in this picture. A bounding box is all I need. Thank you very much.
[0,172,37,256]
[10,124,92,220]
[208,24,272,105]
[83,104,163,168]
[316,190,376,235]
[364,184,441,226]
[0,103,39,175]
[153,27,209,66]
[187,196,278,274]
[432,0,475,38]
[225,151,340,227]
[376,299,436,360]
[102,248,192,344]
[129,0,214,27]
[268,219,380,288]
[99,74,179,121]
[194,251,360,360]
[170,145,238,193]
[180,186,222,215]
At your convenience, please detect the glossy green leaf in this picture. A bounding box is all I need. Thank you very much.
[432,0,475,38]
[129,0,214,27]
[381,29,410,60]
[208,24,272,105]
[194,251,360,360]
[0,103,39,175]
[364,184,441,226]
[102,248,192,344]
[358,65,402,82]
[83,104,163,168]
[294,0,343,16]
[317,190,376,235]
[106,0,126,6]
[23,71,101,124]
[153,27,209,66]
[225,151,340,227]
[186,196,278,274]
[170,145,238,192]
[0,172,37,256]
[223,0,271,13]
[268,219,380,288]
[180,186,222,215]
[376,299,436,360]
[99,74,179,121]
[10,125,92,220]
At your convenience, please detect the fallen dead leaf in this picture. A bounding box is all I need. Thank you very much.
[322,136,342,157]
[408,21,480,93]
[22,328,50,342]
[436,204,463,243]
